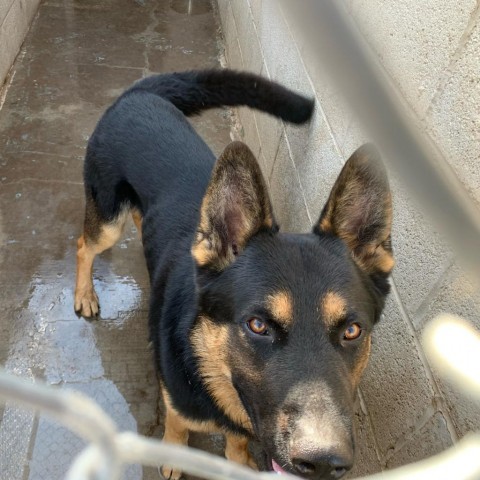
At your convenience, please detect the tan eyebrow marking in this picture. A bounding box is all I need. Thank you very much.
[266,291,293,327]
[321,291,347,327]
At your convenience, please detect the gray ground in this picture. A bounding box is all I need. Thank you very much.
[0,1,234,478]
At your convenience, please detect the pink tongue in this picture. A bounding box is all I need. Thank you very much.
[271,459,287,475]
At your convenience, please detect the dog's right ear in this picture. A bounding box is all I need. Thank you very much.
[314,144,394,281]
[192,141,276,271]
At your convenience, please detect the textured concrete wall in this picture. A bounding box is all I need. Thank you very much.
[0,0,40,89]
[216,0,480,476]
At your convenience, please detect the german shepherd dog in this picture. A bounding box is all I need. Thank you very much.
[74,70,393,480]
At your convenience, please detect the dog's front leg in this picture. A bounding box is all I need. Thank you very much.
[225,433,258,470]
[160,400,189,480]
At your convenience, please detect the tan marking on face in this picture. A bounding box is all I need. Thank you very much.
[190,316,253,433]
[321,291,347,328]
[351,334,372,389]
[266,291,293,327]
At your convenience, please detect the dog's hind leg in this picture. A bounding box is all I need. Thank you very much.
[74,196,129,318]
[131,208,143,240]
[225,433,258,470]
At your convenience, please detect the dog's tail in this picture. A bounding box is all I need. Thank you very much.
[126,69,314,124]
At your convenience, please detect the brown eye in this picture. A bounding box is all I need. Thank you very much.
[247,318,269,335]
[344,323,362,341]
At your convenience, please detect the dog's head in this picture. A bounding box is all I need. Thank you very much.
[190,141,393,479]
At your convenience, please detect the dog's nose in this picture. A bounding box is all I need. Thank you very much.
[291,446,353,479]
[284,391,354,478]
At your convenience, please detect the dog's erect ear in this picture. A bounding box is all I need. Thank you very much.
[192,141,275,271]
[315,144,394,277]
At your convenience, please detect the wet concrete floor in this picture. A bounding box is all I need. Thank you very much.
[0,1,233,478]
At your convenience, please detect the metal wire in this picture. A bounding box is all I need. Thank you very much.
[0,372,286,480]
[0,374,121,480]
[1,1,480,479]
[2,313,480,479]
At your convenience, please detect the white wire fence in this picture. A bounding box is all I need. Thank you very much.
[1,314,479,480]
[2,0,480,479]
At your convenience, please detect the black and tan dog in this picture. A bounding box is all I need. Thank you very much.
[74,70,393,480]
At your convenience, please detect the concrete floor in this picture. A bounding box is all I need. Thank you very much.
[0,1,233,478]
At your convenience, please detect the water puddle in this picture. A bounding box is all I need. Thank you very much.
[0,254,144,479]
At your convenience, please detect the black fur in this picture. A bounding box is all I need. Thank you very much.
[127,69,315,122]
[84,69,314,223]
[83,69,316,434]
[81,69,392,480]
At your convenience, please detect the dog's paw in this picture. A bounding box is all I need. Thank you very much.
[160,465,182,480]
[74,288,100,318]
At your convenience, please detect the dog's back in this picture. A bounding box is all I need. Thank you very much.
[84,70,314,224]
[79,70,314,293]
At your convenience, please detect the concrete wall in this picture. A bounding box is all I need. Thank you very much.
[0,0,40,89]
[216,0,480,476]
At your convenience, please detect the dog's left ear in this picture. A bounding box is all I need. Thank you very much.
[315,144,394,278]
[192,141,275,271]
